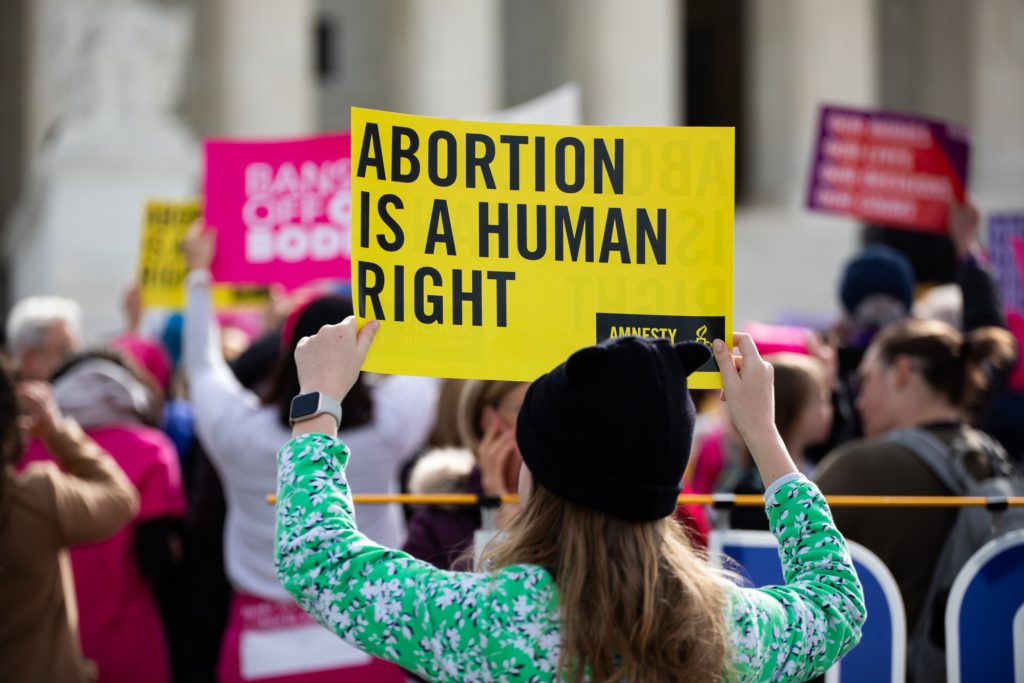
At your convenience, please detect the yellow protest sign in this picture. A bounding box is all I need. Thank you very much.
[138,200,269,310]
[351,108,733,387]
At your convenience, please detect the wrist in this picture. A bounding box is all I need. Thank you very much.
[298,385,345,404]
[39,416,68,444]
[41,417,79,455]
[291,413,338,440]
[289,391,342,431]
[746,429,799,486]
[956,243,986,267]
[737,420,781,449]
[185,269,212,286]
[481,479,508,496]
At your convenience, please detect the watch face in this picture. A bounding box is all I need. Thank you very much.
[290,392,321,419]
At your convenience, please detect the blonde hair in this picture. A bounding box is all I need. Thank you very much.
[484,484,731,682]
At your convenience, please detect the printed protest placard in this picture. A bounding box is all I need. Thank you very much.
[990,214,1024,314]
[351,108,734,387]
[990,213,1024,390]
[138,200,269,310]
[807,105,969,233]
[203,132,352,290]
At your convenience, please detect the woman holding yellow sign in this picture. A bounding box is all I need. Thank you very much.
[275,318,865,681]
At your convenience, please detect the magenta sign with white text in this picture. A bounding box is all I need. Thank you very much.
[203,133,352,289]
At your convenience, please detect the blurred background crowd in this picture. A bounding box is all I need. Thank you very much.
[0,1,1022,682]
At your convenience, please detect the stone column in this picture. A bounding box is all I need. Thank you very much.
[0,0,27,218]
[737,0,878,325]
[5,1,198,340]
[969,0,1024,209]
[878,0,970,125]
[746,0,878,205]
[199,0,317,136]
[565,0,681,126]
[392,0,503,118]
[316,0,399,131]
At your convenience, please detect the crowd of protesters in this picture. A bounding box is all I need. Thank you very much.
[0,196,1020,682]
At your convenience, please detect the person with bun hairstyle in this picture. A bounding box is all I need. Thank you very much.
[275,321,865,682]
[816,318,1019,635]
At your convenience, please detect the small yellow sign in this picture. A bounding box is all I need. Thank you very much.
[138,200,269,310]
[351,108,733,387]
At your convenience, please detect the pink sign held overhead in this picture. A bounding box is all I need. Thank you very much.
[203,133,352,290]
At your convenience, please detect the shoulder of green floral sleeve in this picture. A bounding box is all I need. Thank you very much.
[490,563,561,606]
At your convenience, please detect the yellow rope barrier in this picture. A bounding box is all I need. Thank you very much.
[265,493,1024,508]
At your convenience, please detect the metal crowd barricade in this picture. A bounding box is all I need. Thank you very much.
[267,493,1024,508]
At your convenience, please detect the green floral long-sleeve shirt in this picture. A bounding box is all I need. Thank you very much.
[275,434,864,682]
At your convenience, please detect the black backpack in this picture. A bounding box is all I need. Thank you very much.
[883,427,1024,682]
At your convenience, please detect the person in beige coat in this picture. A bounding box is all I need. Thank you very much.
[0,371,138,683]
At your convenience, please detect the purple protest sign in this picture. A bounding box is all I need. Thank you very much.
[989,213,1024,390]
[1013,239,1024,284]
[806,105,970,233]
[990,213,1024,315]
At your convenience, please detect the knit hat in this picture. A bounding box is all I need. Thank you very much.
[110,333,172,392]
[53,358,155,429]
[839,245,916,315]
[516,336,712,520]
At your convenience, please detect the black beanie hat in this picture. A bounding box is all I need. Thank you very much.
[839,244,916,315]
[516,335,712,521]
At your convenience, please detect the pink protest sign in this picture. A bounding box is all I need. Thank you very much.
[203,133,352,290]
[806,105,969,234]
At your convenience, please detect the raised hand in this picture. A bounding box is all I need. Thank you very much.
[948,199,981,260]
[477,418,519,497]
[713,333,798,486]
[183,222,216,272]
[16,381,65,443]
[294,317,379,404]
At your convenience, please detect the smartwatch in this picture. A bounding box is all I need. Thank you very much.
[289,392,343,428]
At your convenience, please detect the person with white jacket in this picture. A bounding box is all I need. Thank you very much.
[183,227,439,683]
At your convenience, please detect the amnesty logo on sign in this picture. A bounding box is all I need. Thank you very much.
[596,313,721,373]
